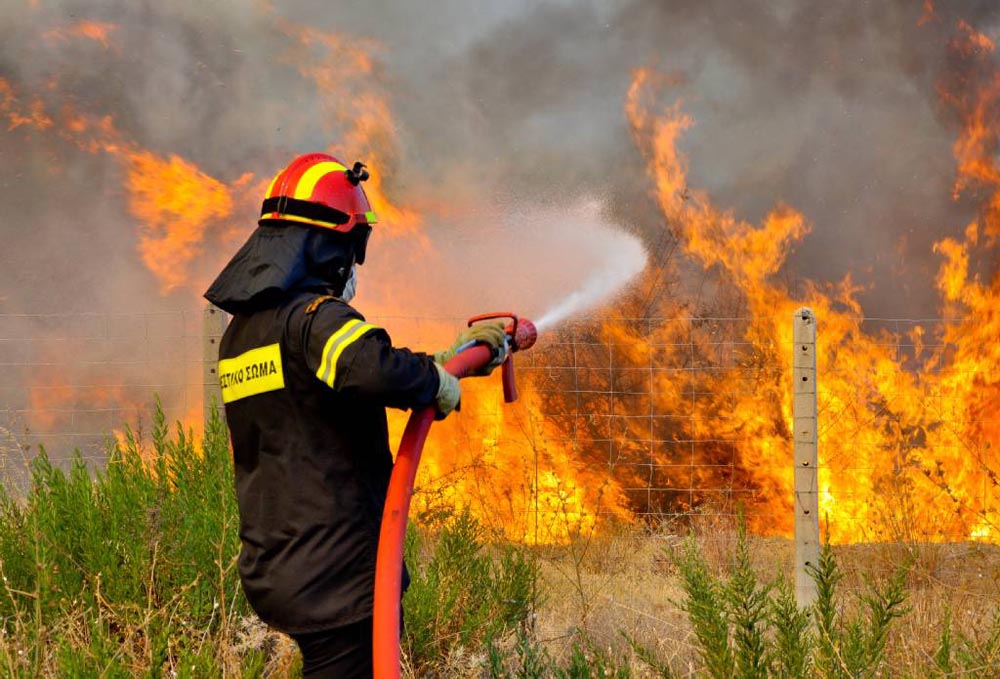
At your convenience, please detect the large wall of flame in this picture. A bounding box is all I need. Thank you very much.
[0,1,998,541]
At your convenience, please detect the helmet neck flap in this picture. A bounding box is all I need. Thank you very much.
[204,224,359,314]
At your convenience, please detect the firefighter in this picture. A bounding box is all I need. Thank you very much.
[204,153,505,677]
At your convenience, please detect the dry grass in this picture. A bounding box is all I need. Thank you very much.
[528,520,1000,677]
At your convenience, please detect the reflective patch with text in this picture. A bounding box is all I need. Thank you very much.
[219,343,285,403]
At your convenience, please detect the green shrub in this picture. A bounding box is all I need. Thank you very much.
[402,508,537,672]
[0,402,254,676]
[487,627,636,679]
[1,401,994,678]
[673,536,733,678]
[769,574,811,679]
[810,542,910,678]
[928,605,1000,679]
[666,519,913,679]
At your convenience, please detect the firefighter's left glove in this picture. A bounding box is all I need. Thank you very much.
[434,363,461,420]
[433,321,507,376]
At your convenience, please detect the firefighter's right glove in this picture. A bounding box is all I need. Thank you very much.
[433,363,461,420]
[433,321,507,376]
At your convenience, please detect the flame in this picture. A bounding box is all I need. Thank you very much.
[618,39,999,542]
[27,367,134,431]
[5,13,427,295]
[944,25,1000,244]
[22,337,209,461]
[280,21,426,241]
[0,79,53,132]
[2,60,249,447]
[387,375,631,544]
[918,1,935,27]
[43,21,118,49]
[2,78,254,294]
[126,152,235,293]
[7,8,998,546]
[4,14,444,491]
[25,362,143,456]
[952,20,996,57]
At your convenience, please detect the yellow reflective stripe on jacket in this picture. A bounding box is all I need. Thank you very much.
[316,319,378,387]
[219,343,285,403]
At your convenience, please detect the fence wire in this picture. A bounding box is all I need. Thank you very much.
[0,310,206,484]
[0,309,995,544]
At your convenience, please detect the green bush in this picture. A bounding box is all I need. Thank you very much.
[403,508,537,672]
[2,402,998,678]
[663,519,913,679]
[0,402,253,676]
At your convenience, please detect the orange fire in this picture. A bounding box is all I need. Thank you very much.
[43,21,118,49]
[918,1,936,27]
[0,79,53,132]
[27,366,133,432]
[24,361,143,456]
[1,80,258,295]
[5,13,612,543]
[619,16,999,542]
[271,20,626,541]
[7,9,998,546]
[127,152,235,293]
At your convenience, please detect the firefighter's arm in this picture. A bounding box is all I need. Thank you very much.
[330,329,441,409]
[304,308,443,410]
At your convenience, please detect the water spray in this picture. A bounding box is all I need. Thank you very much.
[534,243,647,331]
[372,312,538,678]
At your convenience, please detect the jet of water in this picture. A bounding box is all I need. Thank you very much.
[534,236,646,332]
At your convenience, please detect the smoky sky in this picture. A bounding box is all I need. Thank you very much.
[1,0,999,320]
[303,0,999,317]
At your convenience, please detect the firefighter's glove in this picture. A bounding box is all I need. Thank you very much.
[433,321,508,376]
[434,363,461,420]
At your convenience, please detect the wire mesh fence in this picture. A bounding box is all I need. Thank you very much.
[0,307,995,545]
[0,310,208,486]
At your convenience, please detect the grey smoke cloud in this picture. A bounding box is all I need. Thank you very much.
[290,0,996,317]
[0,0,996,319]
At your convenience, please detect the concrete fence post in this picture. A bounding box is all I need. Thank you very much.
[203,304,227,424]
[793,307,820,608]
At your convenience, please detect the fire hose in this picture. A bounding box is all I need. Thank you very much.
[372,313,538,679]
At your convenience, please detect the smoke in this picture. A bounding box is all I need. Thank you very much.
[1,0,997,318]
[371,197,647,327]
[0,0,997,439]
[347,0,997,318]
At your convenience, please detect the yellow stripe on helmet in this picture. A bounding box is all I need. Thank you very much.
[265,173,281,199]
[259,212,345,230]
[294,161,348,201]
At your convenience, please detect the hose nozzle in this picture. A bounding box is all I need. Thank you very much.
[505,317,537,352]
[466,312,537,403]
[467,313,536,353]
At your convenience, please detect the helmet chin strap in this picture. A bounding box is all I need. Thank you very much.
[339,263,358,303]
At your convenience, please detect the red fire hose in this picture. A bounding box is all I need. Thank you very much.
[372,314,537,679]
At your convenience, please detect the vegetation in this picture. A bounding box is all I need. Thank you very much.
[0,404,257,677]
[0,404,998,676]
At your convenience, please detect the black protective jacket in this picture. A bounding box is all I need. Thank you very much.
[218,291,439,633]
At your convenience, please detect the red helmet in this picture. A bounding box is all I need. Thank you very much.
[259,153,377,262]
